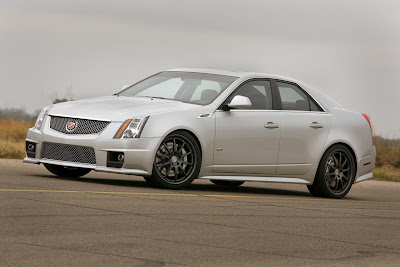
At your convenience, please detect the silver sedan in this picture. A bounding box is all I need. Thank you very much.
[24,68,376,198]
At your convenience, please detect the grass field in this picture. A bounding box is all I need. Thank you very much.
[0,119,399,182]
[0,120,34,159]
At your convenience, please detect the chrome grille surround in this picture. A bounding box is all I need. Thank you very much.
[49,116,110,135]
[41,142,96,165]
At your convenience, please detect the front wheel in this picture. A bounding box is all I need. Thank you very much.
[148,131,201,189]
[307,144,356,199]
[44,164,91,178]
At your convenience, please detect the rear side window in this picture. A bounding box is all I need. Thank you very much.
[276,82,322,111]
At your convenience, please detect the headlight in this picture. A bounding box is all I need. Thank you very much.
[34,106,51,130]
[114,116,149,139]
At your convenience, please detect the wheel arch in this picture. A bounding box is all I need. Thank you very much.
[166,129,203,157]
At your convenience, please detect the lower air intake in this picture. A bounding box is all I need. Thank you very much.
[41,142,96,165]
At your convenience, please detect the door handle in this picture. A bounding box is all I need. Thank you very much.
[310,122,324,129]
[264,122,279,129]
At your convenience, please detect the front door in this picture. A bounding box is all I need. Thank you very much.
[212,79,281,174]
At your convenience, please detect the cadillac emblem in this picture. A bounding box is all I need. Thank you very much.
[66,121,78,133]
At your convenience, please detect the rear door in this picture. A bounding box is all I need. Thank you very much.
[274,81,332,175]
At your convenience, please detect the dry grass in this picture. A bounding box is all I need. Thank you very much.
[0,140,26,159]
[373,137,400,182]
[373,165,400,182]
[374,136,400,167]
[0,120,34,142]
[0,119,399,181]
[0,120,34,159]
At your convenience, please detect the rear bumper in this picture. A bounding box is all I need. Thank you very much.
[354,146,376,183]
[23,117,160,176]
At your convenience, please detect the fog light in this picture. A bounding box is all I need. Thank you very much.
[25,141,36,158]
[107,151,124,168]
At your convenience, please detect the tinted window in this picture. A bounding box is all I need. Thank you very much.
[225,80,273,110]
[310,99,321,111]
[277,82,321,111]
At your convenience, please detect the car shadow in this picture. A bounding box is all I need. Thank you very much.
[189,182,311,197]
[29,174,150,188]
[28,174,312,197]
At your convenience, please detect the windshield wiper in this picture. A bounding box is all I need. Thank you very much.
[142,96,181,102]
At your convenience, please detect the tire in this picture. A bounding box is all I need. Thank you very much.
[210,180,245,187]
[44,164,91,178]
[307,144,356,199]
[149,131,201,189]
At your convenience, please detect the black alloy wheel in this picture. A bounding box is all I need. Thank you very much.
[149,131,201,189]
[324,150,353,195]
[307,144,355,199]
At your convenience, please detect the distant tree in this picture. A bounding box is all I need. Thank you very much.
[0,108,38,121]
[52,98,70,104]
[51,85,74,104]
[0,86,76,121]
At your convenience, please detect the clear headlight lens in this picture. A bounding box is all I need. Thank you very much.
[114,116,149,139]
[34,106,51,130]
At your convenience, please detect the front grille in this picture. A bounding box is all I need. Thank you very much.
[49,116,110,135]
[41,142,96,165]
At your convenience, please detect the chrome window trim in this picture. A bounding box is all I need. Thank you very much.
[215,109,329,114]
[215,76,328,113]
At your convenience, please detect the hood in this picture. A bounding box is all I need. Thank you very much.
[48,96,202,121]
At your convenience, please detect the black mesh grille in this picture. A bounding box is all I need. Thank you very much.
[41,142,96,165]
[49,116,110,135]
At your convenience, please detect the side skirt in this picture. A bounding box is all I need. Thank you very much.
[199,175,311,185]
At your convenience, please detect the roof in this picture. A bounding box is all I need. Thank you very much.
[167,68,300,83]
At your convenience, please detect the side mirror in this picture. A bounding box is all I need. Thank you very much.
[227,95,252,109]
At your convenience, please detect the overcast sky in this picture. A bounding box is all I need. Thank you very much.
[1,0,399,137]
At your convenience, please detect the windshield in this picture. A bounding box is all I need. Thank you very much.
[118,71,238,105]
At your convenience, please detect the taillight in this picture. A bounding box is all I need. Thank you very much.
[362,113,373,145]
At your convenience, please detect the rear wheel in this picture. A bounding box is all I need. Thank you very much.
[148,131,201,189]
[307,144,355,199]
[210,180,245,187]
[44,164,91,178]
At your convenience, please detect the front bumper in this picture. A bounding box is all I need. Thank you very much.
[23,116,160,176]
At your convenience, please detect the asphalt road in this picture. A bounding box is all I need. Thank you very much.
[0,159,400,266]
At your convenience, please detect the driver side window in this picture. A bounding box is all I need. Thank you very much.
[225,80,273,110]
